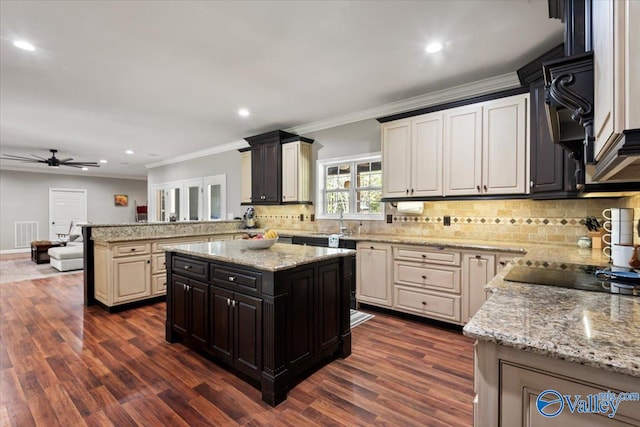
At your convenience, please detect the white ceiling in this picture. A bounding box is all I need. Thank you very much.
[0,0,563,179]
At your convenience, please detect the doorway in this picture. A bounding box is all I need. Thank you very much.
[49,188,87,240]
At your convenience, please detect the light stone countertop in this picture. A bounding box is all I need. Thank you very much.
[166,240,355,272]
[463,248,640,378]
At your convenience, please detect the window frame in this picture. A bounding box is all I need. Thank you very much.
[315,152,384,221]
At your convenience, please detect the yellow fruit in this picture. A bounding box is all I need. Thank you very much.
[265,229,278,239]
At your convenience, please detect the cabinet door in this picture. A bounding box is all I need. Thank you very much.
[170,275,190,337]
[462,253,495,323]
[233,293,262,379]
[282,142,299,202]
[112,254,151,303]
[530,81,566,193]
[251,146,266,202]
[188,279,208,347]
[240,151,252,204]
[412,113,443,197]
[356,243,391,306]
[501,363,640,426]
[592,0,615,160]
[316,262,341,353]
[381,120,411,198]
[482,95,527,195]
[444,105,482,196]
[210,286,233,364]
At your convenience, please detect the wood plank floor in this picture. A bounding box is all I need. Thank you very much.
[0,260,475,426]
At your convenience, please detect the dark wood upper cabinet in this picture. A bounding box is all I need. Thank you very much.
[245,130,297,205]
[517,44,578,198]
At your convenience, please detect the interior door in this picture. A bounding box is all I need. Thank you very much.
[183,179,202,221]
[49,188,87,240]
[204,174,227,220]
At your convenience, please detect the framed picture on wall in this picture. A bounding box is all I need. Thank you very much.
[114,194,128,207]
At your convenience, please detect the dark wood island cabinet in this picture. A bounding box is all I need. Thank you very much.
[165,240,354,406]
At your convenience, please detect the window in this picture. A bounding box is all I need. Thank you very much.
[316,153,383,220]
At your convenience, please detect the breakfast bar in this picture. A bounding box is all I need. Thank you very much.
[164,240,355,406]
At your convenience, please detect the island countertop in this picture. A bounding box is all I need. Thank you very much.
[166,240,355,272]
[463,255,640,378]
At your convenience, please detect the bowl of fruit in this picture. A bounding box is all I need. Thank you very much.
[243,229,279,249]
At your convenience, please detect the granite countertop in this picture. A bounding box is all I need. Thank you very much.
[84,220,242,227]
[463,249,640,377]
[166,240,355,272]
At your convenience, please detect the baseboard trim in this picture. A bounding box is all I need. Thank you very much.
[0,248,31,255]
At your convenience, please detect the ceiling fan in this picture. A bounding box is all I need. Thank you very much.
[0,149,100,168]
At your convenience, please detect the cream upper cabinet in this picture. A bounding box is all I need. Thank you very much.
[382,120,412,198]
[482,95,528,194]
[281,139,312,203]
[592,0,639,161]
[411,113,443,196]
[445,95,528,196]
[240,150,252,204]
[382,114,443,198]
[356,242,392,307]
[444,105,483,195]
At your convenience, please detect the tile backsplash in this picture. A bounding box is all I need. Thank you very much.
[254,194,640,246]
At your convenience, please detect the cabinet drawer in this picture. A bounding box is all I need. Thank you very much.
[152,274,167,295]
[152,238,207,253]
[394,246,460,266]
[152,253,167,274]
[212,266,262,294]
[113,242,150,257]
[172,256,208,281]
[393,285,461,323]
[394,261,461,293]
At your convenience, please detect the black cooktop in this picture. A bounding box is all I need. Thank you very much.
[503,264,640,296]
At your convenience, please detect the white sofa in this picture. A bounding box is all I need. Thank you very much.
[48,241,84,272]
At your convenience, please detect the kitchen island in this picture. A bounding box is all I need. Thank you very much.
[164,240,355,406]
[463,248,640,426]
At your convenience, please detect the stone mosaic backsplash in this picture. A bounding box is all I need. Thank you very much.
[254,194,640,246]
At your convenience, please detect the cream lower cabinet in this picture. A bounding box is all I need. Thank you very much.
[392,245,462,324]
[356,242,392,307]
[462,252,496,323]
[475,341,640,426]
[94,234,237,308]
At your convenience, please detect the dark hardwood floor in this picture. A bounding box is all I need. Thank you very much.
[0,260,475,426]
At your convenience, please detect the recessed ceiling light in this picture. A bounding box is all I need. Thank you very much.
[99,159,108,164]
[81,167,89,171]
[13,40,35,51]
[425,42,443,54]
[125,150,134,155]
[238,108,250,117]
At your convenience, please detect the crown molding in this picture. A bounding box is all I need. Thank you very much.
[146,72,520,169]
[146,139,249,170]
[0,165,147,181]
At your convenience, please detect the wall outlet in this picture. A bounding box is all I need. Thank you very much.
[443,215,451,226]
[299,214,304,221]
[386,214,393,224]
[310,214,315,222]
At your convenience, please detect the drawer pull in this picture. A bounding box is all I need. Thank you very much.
[499,261,507,266]
[130,248,136,252]
[421,275,427,279]
[162,262,166,268]
[370,246,374,250]
[421,301,427,306]
[183,265,191,270]
[421,254,426,258]
[147,260,150,264]
[475,255,482,260]
[228,276,235,282]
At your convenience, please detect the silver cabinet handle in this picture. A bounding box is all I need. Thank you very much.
[184,265,191,270]
[228,276,235,282]
[232,300,236,308]
[227,298,231,306]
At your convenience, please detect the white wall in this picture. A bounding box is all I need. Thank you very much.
[0,170,147,250]
[146,119,382,210]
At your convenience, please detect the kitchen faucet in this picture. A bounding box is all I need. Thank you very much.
[338,206,347,235]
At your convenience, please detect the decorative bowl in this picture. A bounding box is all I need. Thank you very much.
[244,238,278,250]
